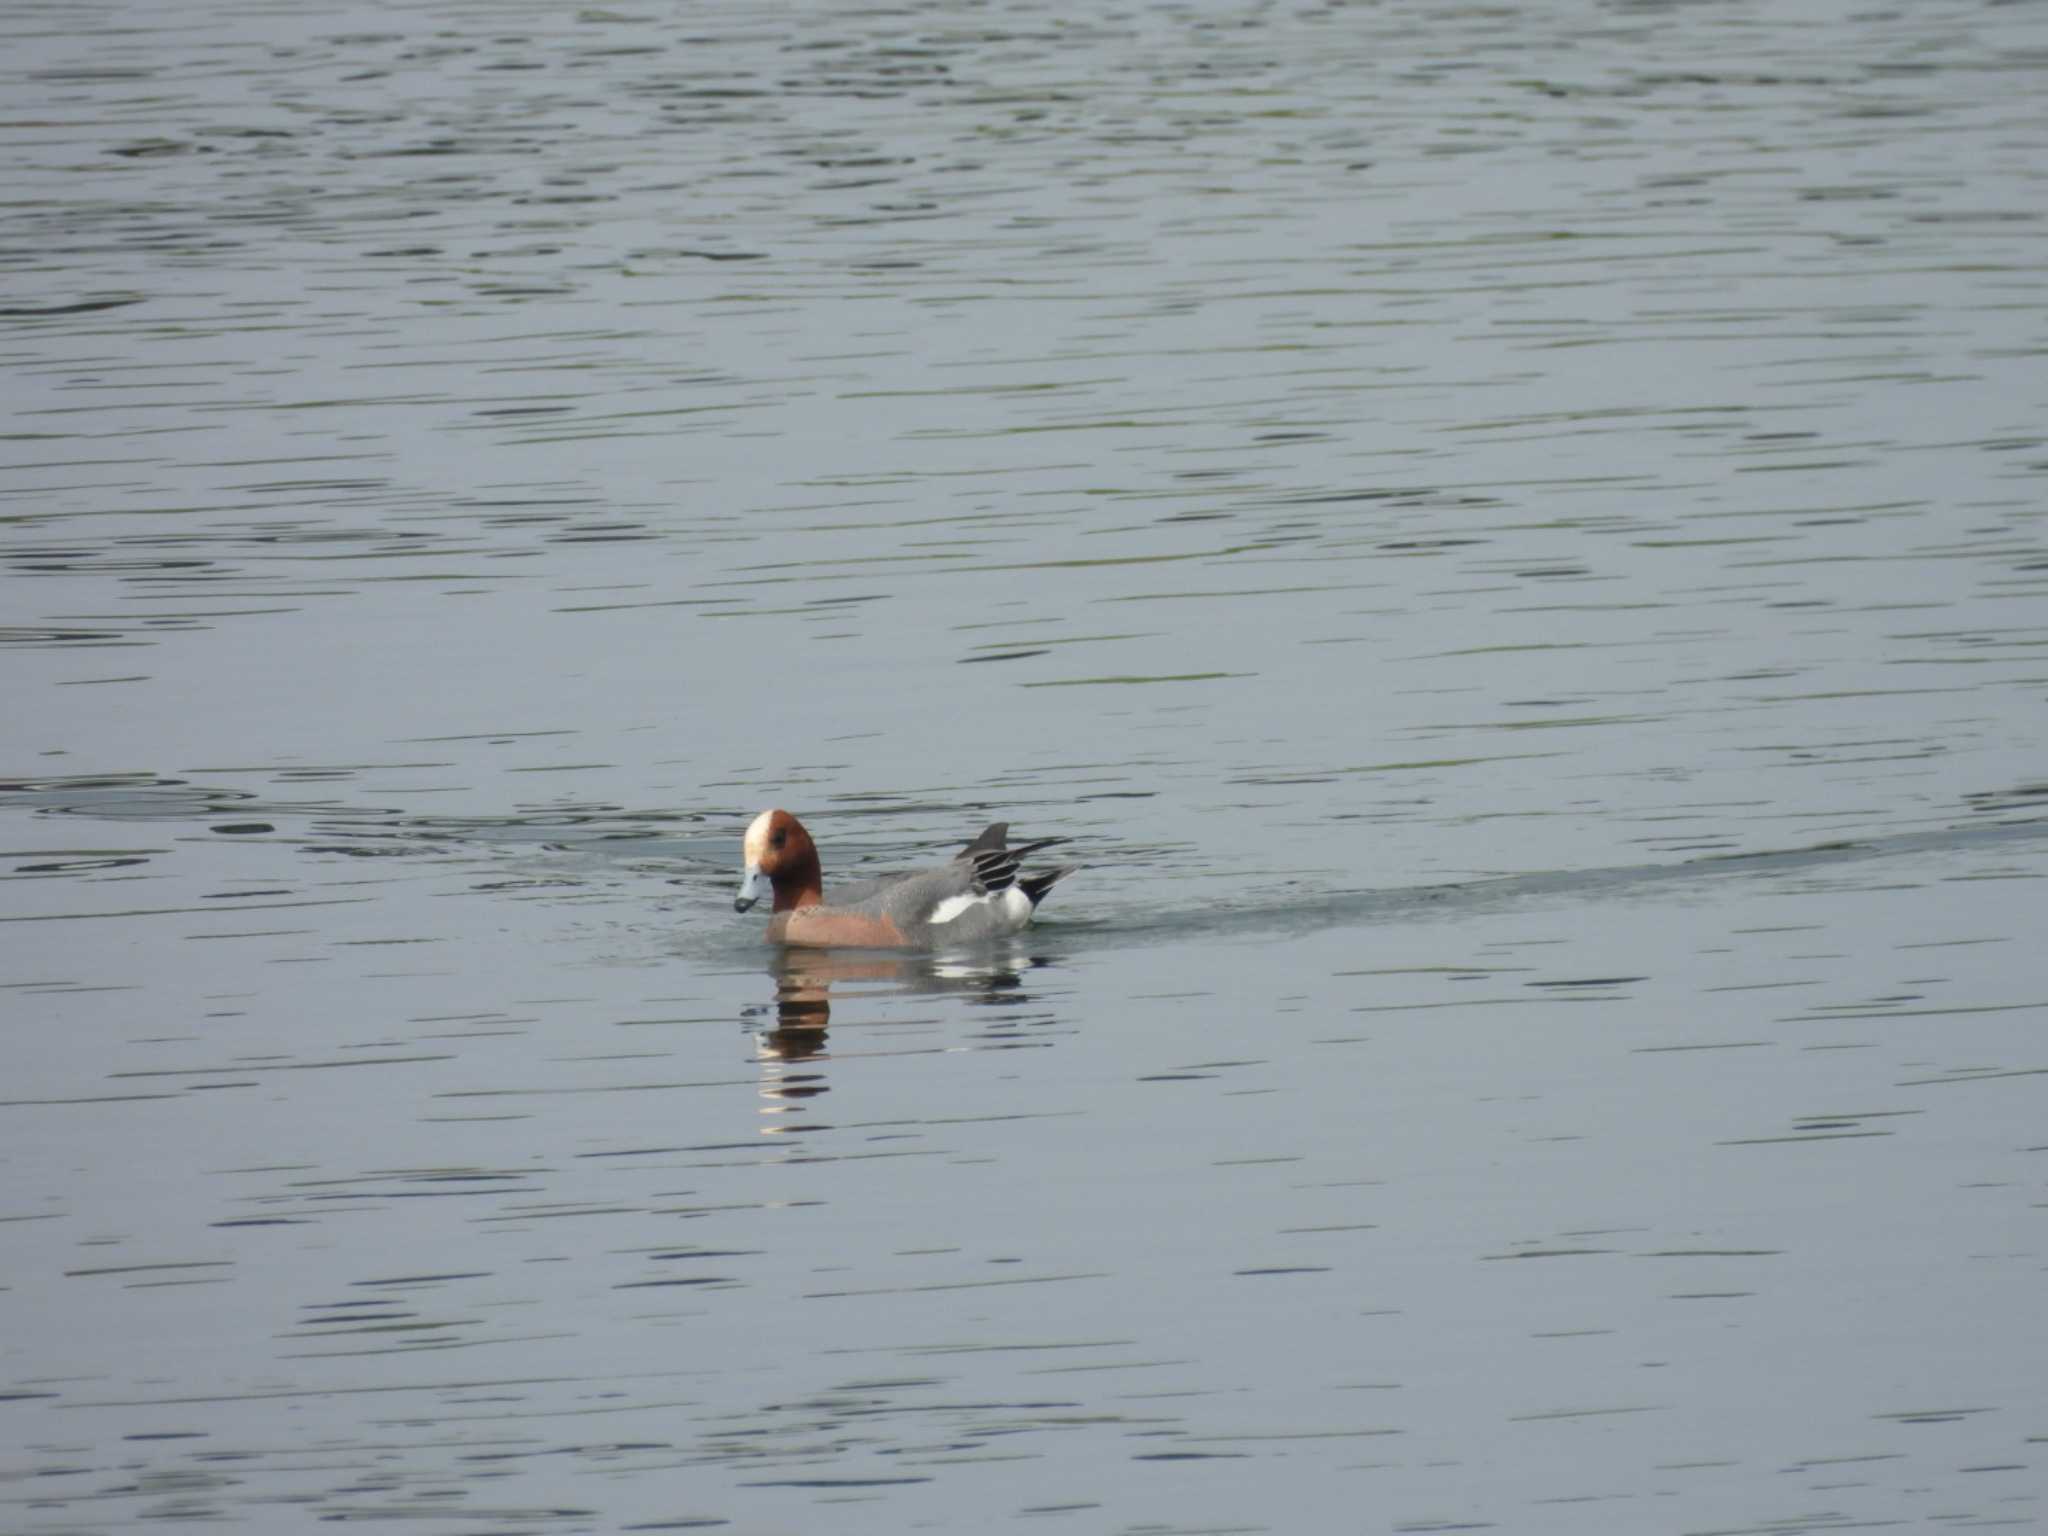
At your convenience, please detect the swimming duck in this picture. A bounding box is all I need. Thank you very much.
[734,809,1075,948]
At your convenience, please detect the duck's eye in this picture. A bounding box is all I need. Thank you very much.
[771,830,786,848]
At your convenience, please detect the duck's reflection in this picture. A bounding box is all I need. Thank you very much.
[751,944,1050,1126]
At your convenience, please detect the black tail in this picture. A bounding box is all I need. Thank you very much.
[1018,866,1077,908]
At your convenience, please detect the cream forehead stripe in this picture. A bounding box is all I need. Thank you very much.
[742,809,777,865]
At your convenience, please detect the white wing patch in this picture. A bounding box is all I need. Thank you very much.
[928,887,1033,932]
[927,892,987,926]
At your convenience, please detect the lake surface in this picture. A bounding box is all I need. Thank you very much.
[5,2,2047,1531]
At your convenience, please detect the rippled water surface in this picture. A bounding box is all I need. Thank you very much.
[5,2,2047,1531]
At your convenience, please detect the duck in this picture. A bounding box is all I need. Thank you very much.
[733,808,1076,948]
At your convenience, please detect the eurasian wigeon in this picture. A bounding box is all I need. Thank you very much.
[733,809,1076,949]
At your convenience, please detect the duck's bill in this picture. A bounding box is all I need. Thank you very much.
[734,864,764,912]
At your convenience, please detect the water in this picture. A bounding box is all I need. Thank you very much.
[4,1,2047,1531]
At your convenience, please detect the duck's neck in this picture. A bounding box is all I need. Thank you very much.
[773,852,823,912]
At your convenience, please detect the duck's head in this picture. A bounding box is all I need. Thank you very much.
[735,808,821,913]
